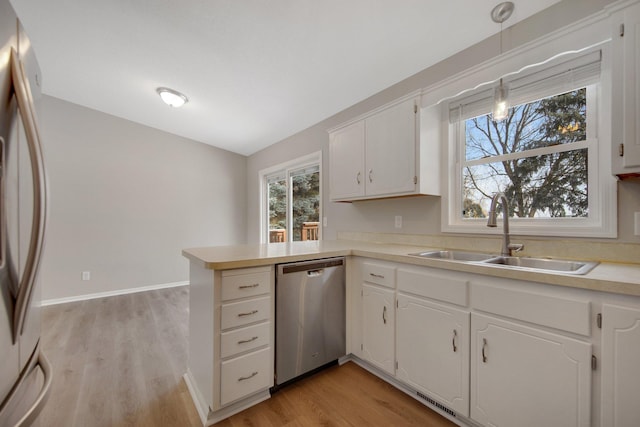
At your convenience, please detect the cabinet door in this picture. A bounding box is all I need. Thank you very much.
[471,314,591,427]
[601,304,640,427]
[396,294,469,416]
[361,283,395,375]
[329,121,365,200]
[365,97,417,197]
[612,3,640,174]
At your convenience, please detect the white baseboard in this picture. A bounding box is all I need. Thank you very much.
[41,280,189,306]
[183,371,209,426]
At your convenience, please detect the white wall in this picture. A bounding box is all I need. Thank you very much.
[39,96,247,301]
[247,0,640,245]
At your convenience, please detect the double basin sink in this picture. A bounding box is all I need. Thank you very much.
[408,250,598,275]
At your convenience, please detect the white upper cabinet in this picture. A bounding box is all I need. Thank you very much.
[328,92,440,201]
[329,121,365,200]
[601,303,640,427]
[612,2,640,176]
[364,98,417,197]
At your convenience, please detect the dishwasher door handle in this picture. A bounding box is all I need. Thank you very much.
[280,258,344,274]
[307,269,324,277]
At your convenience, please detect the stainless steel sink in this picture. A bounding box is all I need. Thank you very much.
[408,250,598,275]
[408,250,496,262]
[483,256,599,275]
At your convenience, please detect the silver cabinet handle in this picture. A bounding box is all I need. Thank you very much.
[238,310,258,317]
[369,273,385,279]
[239,283,259,289]
[238,336,259,344]
[238,371,258,381]
[382,306,387,324]
[369,169,373,183]
[482,338,488,363]
[356,171,361,184]
[452,330,458,353]
[10,48,48,342]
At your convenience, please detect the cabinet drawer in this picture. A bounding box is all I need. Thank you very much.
[221,347,272,406]
[473,284,591,336]
[362,262,396,288]
[397,267,468,306]
[221,270,271,301]
[221,322,271,359]
[221,296,271,330]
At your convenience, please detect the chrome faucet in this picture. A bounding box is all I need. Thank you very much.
[487,192,524,256]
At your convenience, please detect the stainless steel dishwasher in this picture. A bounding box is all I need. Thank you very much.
[275,257,346,387]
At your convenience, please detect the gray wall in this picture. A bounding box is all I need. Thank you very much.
[39,96,247,301]
[247,0,640,245]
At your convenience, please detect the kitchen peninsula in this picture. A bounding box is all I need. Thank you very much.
[183,239,640,426]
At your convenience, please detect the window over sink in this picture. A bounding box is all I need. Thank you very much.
[440,44,617,238]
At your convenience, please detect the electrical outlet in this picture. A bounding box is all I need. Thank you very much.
[395,216,402,228]
[323,217,328,227]
[82,271,91,281]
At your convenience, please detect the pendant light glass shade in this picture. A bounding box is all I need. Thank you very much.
[157,87,188,108]
[492,79,509,122]
[490,3,514,123]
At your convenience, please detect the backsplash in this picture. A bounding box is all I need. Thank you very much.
[337,231,640,265]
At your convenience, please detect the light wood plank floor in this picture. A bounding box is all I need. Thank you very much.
[37,286,456,427]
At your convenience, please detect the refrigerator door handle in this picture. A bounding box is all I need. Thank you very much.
[0,345,52,427]
[12,351,52,427]
[9,48,47,342]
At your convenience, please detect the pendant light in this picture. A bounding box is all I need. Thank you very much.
[157,87,189,108]
[491,2,514,122]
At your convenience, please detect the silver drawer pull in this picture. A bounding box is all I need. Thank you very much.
[369,273,385,279]
[238,336,259,344]
[238,371,258,381]
[239,283,260,289]
[238,310,258,317]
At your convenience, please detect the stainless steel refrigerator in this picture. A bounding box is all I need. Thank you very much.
[0,0,51,425]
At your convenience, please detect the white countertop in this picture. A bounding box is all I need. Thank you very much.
[182,240,640,297]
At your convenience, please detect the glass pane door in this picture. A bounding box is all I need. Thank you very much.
[267,174,287,243]
[291,166,320,241]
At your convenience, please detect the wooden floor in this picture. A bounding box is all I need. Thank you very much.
[37,286,456,427]
[218,362,457,427]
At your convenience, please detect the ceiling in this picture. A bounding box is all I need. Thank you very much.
[11,0,561,156]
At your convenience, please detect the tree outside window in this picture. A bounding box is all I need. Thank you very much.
[267,166,320,242]
[462,88,588,219]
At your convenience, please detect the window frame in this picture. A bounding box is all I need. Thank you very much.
[423,22,617,238]
[259,151,322,244]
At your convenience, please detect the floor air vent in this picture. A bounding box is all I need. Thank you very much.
[416,391,456,418]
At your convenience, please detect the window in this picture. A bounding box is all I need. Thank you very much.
[443,49,616,237]
[260,153,321,243]
[462,87,591,219]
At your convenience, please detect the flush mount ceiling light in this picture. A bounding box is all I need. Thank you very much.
[157,87,188,108]
[491,1,514,122]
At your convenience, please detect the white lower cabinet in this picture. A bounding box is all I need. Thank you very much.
[470,313,592,427]
[362,283,395,375]
[220,347,272,406]
[601,303,640,427]
[216,267,274,411]
[396,294,469,416]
